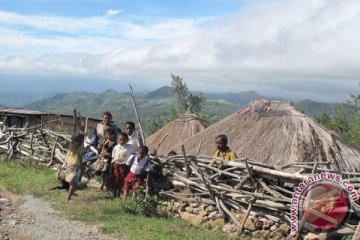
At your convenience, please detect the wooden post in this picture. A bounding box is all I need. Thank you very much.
[129,84,146,146]
[181,144,191,178]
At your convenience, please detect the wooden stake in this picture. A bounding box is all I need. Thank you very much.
[129,84,146,146]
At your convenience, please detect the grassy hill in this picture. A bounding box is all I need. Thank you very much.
[294,99,336,117]
[21,87,336,136]
[23,88,241,136]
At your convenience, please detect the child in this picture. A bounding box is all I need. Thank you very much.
[124,121,140,150]
[123,146,150,199]
[111,132,137,198]
[65,132,85,202]
[92,127,116,191]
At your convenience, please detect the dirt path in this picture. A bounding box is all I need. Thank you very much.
[0,187,120,240]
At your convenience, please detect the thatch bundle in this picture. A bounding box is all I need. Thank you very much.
[146,111,208,156]
[171,100,360,172]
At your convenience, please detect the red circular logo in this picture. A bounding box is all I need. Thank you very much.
[300,182,349,231]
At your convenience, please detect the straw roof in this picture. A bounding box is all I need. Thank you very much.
[146,111,208,156]
[171,100,360,172]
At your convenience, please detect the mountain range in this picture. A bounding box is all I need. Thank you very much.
[0,86,337,135]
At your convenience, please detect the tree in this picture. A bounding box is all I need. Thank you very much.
[170,73,206,113]
[316,84,360,150]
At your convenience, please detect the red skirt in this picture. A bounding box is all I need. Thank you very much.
[124,171,144,192]
[112,163,129,190]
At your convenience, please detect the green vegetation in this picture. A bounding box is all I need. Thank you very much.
[23,86,239,137]
[294,99,335,117]
[171,73,206,113]
[315,87,360,150]
[0,160,229,240]
[19,85,340,138]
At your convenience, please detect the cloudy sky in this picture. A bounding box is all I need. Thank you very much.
[1,0,360,102]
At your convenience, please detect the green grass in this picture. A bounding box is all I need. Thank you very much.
[0,160,230,240]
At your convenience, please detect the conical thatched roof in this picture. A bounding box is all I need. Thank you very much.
[171,100,360,172]
[146,111,208,156]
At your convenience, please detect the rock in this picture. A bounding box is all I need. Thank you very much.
[266,219,275,226]
[179,202,188,211]
[205,205,216,213]
[185,206,194,213]
[252,230,271,238]
[277,223,290,236]
[198,209,208,217]
[206,211,221,220]
[234,212,245,220]
[7,219,19,226]
[244,219,256,231]
[304,233,320,240]
[179,211,202,225]
[0,198,11,205]
[157,205,167,215]
[189,203,199,208]
[254,220,264,230]
[270,225,277,231]
[222,223,240,234]
[273,235,285,240]
[208,219,225,229]
[173,202,182,209]
[249,215,256,222]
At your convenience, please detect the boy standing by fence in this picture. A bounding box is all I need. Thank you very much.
[123,146,150,199]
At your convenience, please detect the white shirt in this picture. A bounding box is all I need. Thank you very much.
[128,131,140,149]
[126,155,150,175]
[111,143,137,164]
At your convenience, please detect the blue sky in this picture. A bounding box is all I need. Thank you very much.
[1,0,360,102]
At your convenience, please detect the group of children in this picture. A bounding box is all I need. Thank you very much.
[64,111,151,202]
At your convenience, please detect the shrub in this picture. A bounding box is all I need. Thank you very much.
[124,185,160,217]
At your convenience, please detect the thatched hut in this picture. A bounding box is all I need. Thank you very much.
[171,100,360,172]
[146,111,208,156]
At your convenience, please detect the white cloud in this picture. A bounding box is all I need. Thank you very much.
[106,9,122,17]
[1,0,360,102]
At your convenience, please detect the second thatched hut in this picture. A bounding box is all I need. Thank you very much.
[146,110,208,156]
[170,100,360,172]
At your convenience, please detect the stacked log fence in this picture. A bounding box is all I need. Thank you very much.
[1,122,360,239]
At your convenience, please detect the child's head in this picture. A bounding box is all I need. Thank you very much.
[124,122,135,136]
[69,132,84,153]
[215,134,228,151]
[117,132,129,146]
[104,127,116,141]
[137,145,149,159]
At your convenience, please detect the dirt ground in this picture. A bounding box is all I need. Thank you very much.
[0,186,119,240]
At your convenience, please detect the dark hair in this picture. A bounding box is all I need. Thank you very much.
[125,121,135,129]
[69,132,84,153]
[104,127,115,135]
[103,111,112,117]
[118,132,129,141]
[215,134,228,145]
[138,145,149,155]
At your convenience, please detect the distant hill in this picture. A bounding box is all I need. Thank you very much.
[3,86,336,136]
[294,99,336,117]
[22,88,241,135]
[202,90,282,105]
[0,92,54,107]
[143,86,172,99]
[144,86,278,105]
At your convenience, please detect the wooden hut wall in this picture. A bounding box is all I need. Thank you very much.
[44,115,99,134]
[5,114,41,128]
